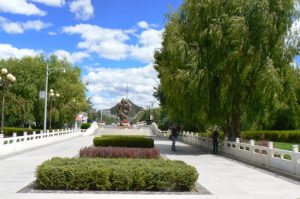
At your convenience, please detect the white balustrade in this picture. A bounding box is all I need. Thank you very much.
[82,122,99,136]
[151,123,300,177]
[0,128,82,157]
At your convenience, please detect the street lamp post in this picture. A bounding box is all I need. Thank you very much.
[0,68,16,134]
[49,89,59,130]
[43,64,65,133]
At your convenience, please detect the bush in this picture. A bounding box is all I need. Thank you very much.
[2,127,41,137]
[81,123,91,129]
[195,131,225,140]
[241,130,300,143]
[93,136,154,148]
[36,157,198,191]
[80,146,160,159]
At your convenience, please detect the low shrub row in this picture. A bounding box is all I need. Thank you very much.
[2,127,41,137]
[80,146,160,159]
[241,130,300,143]
[93,136,154,148]
[36,157,198,191]
[80,123,91,129]
[186,130,300,143]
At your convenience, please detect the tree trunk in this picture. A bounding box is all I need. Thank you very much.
[222,121,231,140]
[231,112,241,140]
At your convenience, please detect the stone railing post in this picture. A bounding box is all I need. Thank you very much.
[249,139,255,161]
[268,141,273,167]
[23,132,27,142]
[268,141,273,149]
[293,145,299,153]
[0,134,3,150]
[235,138,240,154]
[13,132,17,137]
[293,145,299,175]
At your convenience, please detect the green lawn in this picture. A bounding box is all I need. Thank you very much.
[274,142,300,151]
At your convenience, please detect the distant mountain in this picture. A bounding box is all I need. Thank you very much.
[109,99,144,118]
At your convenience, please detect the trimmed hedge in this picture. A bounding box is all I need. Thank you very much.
[80,146,160,159]
[36,157,198,191]
[93,136,154,148]
[2,127,41,137]
[81,123,91,129]
[241,130,300,143]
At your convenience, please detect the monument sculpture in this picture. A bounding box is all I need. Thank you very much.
[117,98,132,125]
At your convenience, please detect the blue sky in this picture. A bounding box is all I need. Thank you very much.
[0,0,182,110]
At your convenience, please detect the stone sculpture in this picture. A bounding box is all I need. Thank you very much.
[117,98,132,123]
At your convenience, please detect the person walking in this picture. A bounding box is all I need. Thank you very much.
[213,129,219,154]
[171,123,179,151]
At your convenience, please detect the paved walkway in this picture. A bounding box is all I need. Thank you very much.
[0,128,299,199]
[156,137,300,199]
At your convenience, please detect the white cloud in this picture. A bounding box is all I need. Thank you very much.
[0,17,50,34]
[48,31,58,36]
[62,23,164,63]
[83,63,159,110]
[0,0,46,16]
[286,19,300,48]
[70,0,94,21]
[137,21,149,29]
[129,28,163,63]
[53,50,90,64]
[63,24,129,60]
[30,0,65,7]
[22,20,51,31]
[0,43,41,59]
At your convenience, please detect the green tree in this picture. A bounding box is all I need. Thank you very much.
[0,55,89,129]
[155,0,299,139]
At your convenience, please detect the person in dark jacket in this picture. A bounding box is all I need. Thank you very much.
[213,130,219,154]
[171,124,179,151]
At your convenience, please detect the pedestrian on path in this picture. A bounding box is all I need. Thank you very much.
[171,123,179,151]
[213,129,219,154]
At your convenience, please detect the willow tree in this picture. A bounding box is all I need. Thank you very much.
[155,0,299,139]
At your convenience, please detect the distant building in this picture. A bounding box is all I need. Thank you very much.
[76,112,88,123]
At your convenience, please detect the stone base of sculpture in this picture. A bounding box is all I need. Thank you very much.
[120,120,131,127]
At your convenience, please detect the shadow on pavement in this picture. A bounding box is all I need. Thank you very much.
[153,136,212,156]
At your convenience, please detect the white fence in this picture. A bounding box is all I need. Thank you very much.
[0,128,82,157]
[151,123,300,177]
[83,122,99,136]
[150,123,171,137]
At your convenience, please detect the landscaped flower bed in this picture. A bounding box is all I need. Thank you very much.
[93,136,154,148]
[80,146,160,159]
[36,157,198,191]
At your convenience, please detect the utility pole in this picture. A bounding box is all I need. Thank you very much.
[126,84,128,99]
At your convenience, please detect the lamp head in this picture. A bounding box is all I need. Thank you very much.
[6,74,13,81]
[1,68,8,75]
[11,75,16,83]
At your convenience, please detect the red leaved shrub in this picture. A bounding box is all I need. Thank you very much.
[79,146,160,159]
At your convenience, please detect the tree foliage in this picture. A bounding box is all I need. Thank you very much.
[0,55,88,129]
[155,0,300,139]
